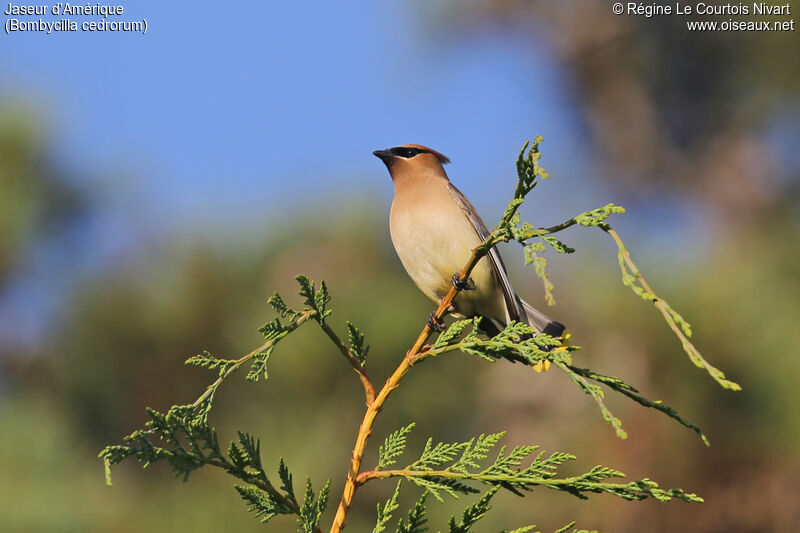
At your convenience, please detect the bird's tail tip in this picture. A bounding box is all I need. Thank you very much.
[518,297,566,338]
[542,320,566,338]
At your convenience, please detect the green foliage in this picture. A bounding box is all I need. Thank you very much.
[574,203,626,227]
[279,458,299,505]
[514,136,549,200]
[452,432,506,473]
[557,362,628,440]
[499,165,739,392]
[228,431,264,477]
[499,142,739,392]
[396,492,428,533]
[99,394,328,531]
[430,320,563,367]
[246,346,274,382]
[448,487,499,532]
[410,439,475,481]
[234,484,294,523]
[372,425,702,510]
[185,350,237,377]
[99,401,221,482]
[299,478,331,533]
[269,291,301,320]
[566,365,710,445]
[538,234,575,254]
[424,318,707,443]
[378,423,416,470]
[346,320,370,366]
[524,242,556,306]
[608,231,741,391]
[552,523,598,533]
[101,138,736,532]
[100,275,351,532]
[373,481,403,533]
[297,274,333,325]
[433,319,474,349]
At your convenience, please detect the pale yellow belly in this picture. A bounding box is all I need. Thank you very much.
[389,190,501,318]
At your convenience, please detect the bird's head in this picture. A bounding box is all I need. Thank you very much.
[372,144,451,180]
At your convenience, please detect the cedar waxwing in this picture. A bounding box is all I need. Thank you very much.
[374,144,565,340]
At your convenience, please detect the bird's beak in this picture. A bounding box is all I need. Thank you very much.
[372,149,393,162]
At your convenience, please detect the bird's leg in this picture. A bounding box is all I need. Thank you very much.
[426,313,445,332]
[452,273,476,291]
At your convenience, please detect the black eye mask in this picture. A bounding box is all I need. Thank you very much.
[389,147,429,158]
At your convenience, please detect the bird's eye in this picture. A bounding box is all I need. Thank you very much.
[391,147,422,158]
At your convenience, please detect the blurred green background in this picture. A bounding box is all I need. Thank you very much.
[1,2,799,532]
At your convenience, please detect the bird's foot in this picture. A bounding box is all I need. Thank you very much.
[452,273,475,291]
[426,313,445,332]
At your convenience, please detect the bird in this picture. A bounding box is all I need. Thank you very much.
[373,143,565,343]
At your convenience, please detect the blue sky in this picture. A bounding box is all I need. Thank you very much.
[1,1,592,227]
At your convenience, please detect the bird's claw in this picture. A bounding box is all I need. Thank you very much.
[427,313,445,332]
[452,273,475,291]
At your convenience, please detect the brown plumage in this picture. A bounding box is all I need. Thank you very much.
[373,144,565,338]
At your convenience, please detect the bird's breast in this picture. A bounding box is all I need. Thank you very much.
[389,181,497,315]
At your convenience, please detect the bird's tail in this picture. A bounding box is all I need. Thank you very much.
[476,298,565,370]
[517,297,566,338]
[517,297,567,372]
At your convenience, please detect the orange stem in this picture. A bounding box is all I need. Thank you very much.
[329,245,487,532]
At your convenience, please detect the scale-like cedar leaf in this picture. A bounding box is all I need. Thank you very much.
[448,488,499,532]
[566,365,709,445]
[529,249,556,306]
[296,275,315,308]
[269,292,299,319]
[396,492,428,533]
[485,445,541,477]
[228,441,247,472]
[540,234,574,254]
[294,275,332,323]
[452,432,506,473]
[553,522,576,533]
[556,362,627,439]
[373,480,402,533]
[298,478,330,533]
[279,458,297,505]
[497,527,539,533]
[513,137,548,200]
[406,476,478,501]
[237,431,263,471]
[378,423,415,470]
[234,485,292,523]
[259,317,286,340]
[523,451,576,479]
[346,321,370,365]
[574,204,625,227]
[434,319,473,348]
[185,350,237,376]
[246,347,274,382]
[410,438,469,471]
[314,280,332,323]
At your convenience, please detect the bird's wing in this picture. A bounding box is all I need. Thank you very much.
[446,182,521,324]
